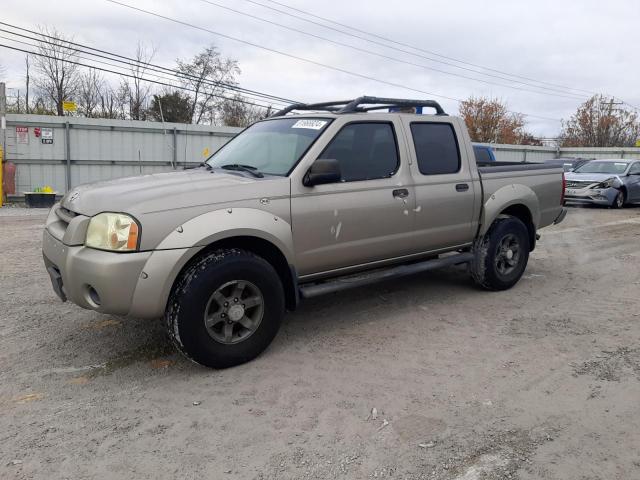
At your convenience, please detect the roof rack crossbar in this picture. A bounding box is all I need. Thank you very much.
[338,96,445,115]
[272,100,357,117]
[272,96,446,117]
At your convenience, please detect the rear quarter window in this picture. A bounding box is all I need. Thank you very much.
[410,123,461,175]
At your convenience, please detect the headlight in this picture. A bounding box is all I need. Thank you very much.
[85,213,140,251]
[592,177,616,189]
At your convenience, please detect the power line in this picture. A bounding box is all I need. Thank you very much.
[0,43,280,112]
[104,0,563,122]
[0,21,295,107]
[0,32,289,110]
[197,0,586,102]
[256,0,640,113]
[245,0,591,98]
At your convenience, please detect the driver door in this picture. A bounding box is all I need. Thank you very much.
[290,119,416,278]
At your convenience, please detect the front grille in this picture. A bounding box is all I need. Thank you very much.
[566,180,595,189]
[55,206,77,225]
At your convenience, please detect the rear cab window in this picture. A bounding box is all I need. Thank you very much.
[410,122,461,175]
[318,122,399,182]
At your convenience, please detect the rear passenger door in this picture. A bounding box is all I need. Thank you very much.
[290,120,416,277]
[402,118,479,253]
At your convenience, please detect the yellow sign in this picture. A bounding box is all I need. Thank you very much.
[62,101,77,112]
[635,139,640,147]
[202,147,210,158]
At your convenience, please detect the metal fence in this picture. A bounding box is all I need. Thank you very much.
[4,114,241,196]
[4,114,640,197]
[476,143,640,163]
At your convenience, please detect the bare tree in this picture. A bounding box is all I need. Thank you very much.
[77,68,103,117]
[32,26,80,116]
[97,83,127,119]
[220,95,270,127]
[459,96,539,145]
[559,95,640,147]
[176,45,239,124]
[120,41,156,120]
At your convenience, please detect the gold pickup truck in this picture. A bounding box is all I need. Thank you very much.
[43,96,567,368]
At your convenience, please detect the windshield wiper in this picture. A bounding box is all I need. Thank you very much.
[219,164,264,178]
[199,162,213,170]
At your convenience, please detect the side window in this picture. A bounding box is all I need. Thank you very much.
[629,162,640,174]
[318,123,399,182]
[411,123,461,175]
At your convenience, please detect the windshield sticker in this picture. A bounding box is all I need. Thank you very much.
[291,119,327,130]
[615,163,627,167]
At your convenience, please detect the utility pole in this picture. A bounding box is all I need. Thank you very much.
[0,82,6,207]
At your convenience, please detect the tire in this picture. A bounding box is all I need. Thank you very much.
[611,189,625,209]
[470,216,530,291]
[166,248,285,368]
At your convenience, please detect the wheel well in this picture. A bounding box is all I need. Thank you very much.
[179,236,298,311]
[500,204,536,251]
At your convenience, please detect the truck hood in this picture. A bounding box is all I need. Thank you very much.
[565,172,622,183]
[61,168,289,217]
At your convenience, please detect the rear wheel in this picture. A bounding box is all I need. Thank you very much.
[470,216,530,291]
[166,248,285,368]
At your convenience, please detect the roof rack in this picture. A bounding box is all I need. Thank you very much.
[272,95,447,117]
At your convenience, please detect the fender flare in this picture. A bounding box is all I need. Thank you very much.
[156,207,294,263]
[479,183,540,237]
[129,208,295,319]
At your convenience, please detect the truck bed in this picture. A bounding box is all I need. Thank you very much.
[477,162,564,230]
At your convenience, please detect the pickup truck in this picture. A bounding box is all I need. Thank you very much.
[42,96,567,368]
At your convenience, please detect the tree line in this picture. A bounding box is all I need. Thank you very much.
[3,27,640,145]
[459,95,640,147]
[4,27,270,127]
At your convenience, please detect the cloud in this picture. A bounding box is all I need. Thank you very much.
[1,0,638,136]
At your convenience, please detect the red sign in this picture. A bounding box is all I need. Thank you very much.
[16,126,29,144]
[34,127,41,138]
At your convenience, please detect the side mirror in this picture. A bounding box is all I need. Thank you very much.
[303,158,341,186]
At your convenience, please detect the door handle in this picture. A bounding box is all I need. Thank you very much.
[392,188,409,199]
[455,183,469,192]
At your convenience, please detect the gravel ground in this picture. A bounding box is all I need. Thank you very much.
[1,205,640,479]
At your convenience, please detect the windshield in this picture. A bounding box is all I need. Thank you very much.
[206,117,332,176]
[574,161,629,174]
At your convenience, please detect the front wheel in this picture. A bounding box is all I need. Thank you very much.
[611,190,625,209]
[470,216,530,291]
[166,249,285,368]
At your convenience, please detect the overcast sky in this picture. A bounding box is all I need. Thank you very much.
[1,0,638,136]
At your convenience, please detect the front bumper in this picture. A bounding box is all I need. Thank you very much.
[564,186,618,206]
[43,228,203,319]
[43,229,151,315]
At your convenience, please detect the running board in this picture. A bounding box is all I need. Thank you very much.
[298,252,474,299]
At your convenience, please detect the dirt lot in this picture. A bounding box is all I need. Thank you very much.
[1,205,640,480]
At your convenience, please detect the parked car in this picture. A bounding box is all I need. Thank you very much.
[565,158,640,208]
[543,157,593,172]
[42,96,567,368]
[473,144,496,163]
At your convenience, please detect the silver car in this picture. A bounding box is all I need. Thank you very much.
[565,159,640,208]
